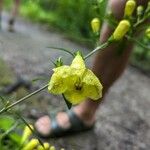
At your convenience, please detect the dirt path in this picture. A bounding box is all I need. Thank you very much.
[0,14,150,150]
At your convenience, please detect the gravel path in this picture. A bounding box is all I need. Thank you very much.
[0,14,150,150]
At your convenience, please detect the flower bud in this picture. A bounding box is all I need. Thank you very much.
[55,57,63,67]
[37,142,50,150]
[137,6,144,17]
[145,27,150,39]
[50,146,56,150]
[22,139,39,150]
[21,124,34,144]
[91,18,100,33]
[111,20,131,41]
[124,0,136,17]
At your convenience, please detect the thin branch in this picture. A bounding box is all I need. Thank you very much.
[0,84,48,114]
[126,35,149,50]
[134,14,150,28]
[84,42,109,60]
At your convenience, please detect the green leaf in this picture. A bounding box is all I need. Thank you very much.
[47,46,75,57]
[0,116,15,131]
[31,77,47,83]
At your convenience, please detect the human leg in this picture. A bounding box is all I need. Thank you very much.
[8,0,20,31]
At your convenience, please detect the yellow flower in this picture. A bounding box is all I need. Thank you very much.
[91,18,101,33]
[48,53,103,104]
[22,139,39,150]
[64,69,102,104]
[124,0,136,17]
[21,124,34,144]
[111,20,130,41]
[37,142,50,150]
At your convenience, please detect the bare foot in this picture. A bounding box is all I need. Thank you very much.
[34,107,95,137]
[35,112,71,137]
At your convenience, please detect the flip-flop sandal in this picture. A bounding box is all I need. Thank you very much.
[35,109,94,138]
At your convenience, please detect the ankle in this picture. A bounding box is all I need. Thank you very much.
[73,103,96,124]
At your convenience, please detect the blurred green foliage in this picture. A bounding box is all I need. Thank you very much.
[0,116,21,150]
[4,0,150,72]
[130,37,150,73]
[20,0,107,43]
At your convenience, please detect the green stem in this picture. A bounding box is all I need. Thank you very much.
[134,14,149,28]
[47,46,75,57]
[126,35,149,50]
[0,84,48,115]
[134,18,145,28]
[1,122,18,139]
[84,42,109,60]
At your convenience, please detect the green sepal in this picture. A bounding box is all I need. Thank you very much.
[62,94,72,109]
[55,57,63,67]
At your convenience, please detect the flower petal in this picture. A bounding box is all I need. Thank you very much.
[64,69,103,104]
[64,88,86,104]
[53,65,71,78]
[48,73,67,94]
[82,69,103,100]
[71,52,85,70]
[48,66,71,94]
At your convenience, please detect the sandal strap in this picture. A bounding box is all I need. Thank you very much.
[50,117,67,137]
[67,109,94,132]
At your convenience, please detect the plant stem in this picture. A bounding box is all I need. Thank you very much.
[134,14,149,28]
[0,84,48,115]
[134,18,145,28]
[126,35,149,50]
[84,42,109,60]
[1,122,18,139]
[47,46,75,57]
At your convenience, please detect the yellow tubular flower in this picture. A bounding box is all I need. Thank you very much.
[145,27,150,39]
[48,52,103,105]
[21,124,34,144]
[49,146,56,150]
[124,0,136,17]
[22,139,39,150]
[37,142,50,150]
[112,20,131,41]
[91,18,100,33]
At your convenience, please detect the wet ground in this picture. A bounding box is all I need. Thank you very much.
[0,13,150,150]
